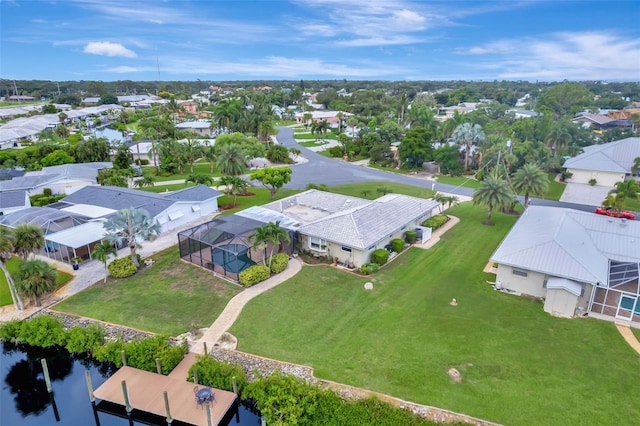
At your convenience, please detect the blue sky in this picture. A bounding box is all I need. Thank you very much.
[1,0,639,82]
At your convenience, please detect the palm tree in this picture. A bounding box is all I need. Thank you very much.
[472,174,514,225]
[92,241,117,283]
[16,259,57,307]
[609,179,640,206]
[248,221,290,268]
[216,143,247,176]
[13,224,44,260]
[544,122,572,157]
[186,174,213,186]
[0,227,24,311]
[257,121,276,146]
[430,192,449,213]
[511,163,549,208]
[217,175,248,207]
[134,175,156,188]
[452,122,485,171]
[203,145,217,173]
[103,208,161,268]
[631,157,640,176]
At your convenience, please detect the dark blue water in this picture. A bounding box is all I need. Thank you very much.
[0,343,261,426]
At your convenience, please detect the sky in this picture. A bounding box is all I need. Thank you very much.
[1,0,639,82]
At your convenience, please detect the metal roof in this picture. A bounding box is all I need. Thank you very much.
[61,186,174,218]
[491,206,640,286]
[563,137,640,173]
[297,193,440,249]
[0,190,28,209]
[45,220,106,249]
[235,206,301,230]
[164,185,222,202]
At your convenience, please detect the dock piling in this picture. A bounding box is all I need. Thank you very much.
[156,358,162,375]
[121,380,132,414]
[163,390,173,425]
[41,358,52,393]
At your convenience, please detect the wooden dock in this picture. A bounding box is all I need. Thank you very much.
[93,362,236,426]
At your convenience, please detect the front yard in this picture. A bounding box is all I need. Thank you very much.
[230,202,639,425]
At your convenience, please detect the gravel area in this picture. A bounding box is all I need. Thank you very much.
[38,310,155,341]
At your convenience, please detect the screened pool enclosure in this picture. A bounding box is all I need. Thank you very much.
[178,215,294,282]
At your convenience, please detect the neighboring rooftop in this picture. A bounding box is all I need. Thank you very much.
[164,185,222,202]
[563,137,640,173]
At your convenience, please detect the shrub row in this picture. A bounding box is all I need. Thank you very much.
[270,253,289,274]
[0,315,187,374]
[391,238,405,253]
[371,249,390,265]
[188,356,436,426]
[239,264,271,287]
[422,214,449,230]
[405,230,417,244]
[359,263,379,275]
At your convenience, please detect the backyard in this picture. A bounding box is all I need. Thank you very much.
[229,202,639,425]
[0,257,73,307]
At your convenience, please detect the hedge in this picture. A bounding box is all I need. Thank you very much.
[370,249,390,265]
[422,214,449,230]
[405,230,417,244]
[239,264,271,287]
[270,253,289,274]
[390,238,405,253]
[359,263,379,275]
[108,256,138,278]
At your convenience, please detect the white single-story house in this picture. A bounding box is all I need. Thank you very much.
[490,205,640,324]
[247,189,440,268]
[0,185,222,265]
[175,120,214,137]
[562,137,640,187]
[0,162,112,196]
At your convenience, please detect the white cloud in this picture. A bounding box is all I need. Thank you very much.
[458,31,640,80]
[84,41,137,58]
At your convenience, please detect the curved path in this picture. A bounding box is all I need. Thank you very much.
[193,258,303,354]
[615,323,640,355]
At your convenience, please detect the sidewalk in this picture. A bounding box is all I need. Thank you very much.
[193,258,303,353]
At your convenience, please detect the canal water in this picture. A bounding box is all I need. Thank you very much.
[0,342,261,425]
[93,127,126,143]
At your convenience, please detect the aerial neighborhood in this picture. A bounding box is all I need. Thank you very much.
[1,77,639,425]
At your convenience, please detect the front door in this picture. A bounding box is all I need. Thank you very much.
[616,294,638,321]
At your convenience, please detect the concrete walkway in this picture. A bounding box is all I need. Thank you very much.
[615,322,640,355]
[193,258,303,354]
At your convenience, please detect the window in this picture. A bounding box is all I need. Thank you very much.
[512,268,528,278]
[341,246,352,253]
[309,237,327,252]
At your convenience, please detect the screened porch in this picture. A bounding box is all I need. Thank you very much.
[589,261,640,323]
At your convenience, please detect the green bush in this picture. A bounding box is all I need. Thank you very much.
[270,253,289,274]
[0,319,23,342]
[17,315,67,348]
[189,355,248,394]
[65,324,106,354]
[405,230,417,244]
[134,159,150,165]
[390,238,405,253]
[93,338,127,367]
[359,263,379,275]
[239,264,271,287]
[108,256,138,278]
[43,187,53,197]
[124,335,188,374]
[422,214,449,230]
[328,146,344,157]
[370,249,390,265]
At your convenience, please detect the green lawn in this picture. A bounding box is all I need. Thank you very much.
[328,181,436,200]
[437,173,566,201]
[230,202,639,425]
[52,246,241,335]
[298,140,331,147]
[217,187,299,215]
[633,327,640,342]
[0,257,73,307]
[141,163,219,182]
[139,183,193,193]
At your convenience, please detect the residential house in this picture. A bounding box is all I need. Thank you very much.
[0,190,30,215]
[0,162,112,196]
[254,189,440,268]
[175,120,214,137]
[562,137,640,187]
[490,205,640,324]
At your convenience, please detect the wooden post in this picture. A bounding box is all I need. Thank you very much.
[193,367,198,385]
[205,402,213,426]
[232,376,238,395]
[85,370,95,402]
[121,380,132,414]
[41,358,52,393]
[121,350,127,367]
[203,341,208,356]
[163,390,173,425]
[156,358,162,375]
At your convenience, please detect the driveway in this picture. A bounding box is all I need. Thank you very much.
[560,183,609,207]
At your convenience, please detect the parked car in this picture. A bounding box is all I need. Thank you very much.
[595,207,635,220]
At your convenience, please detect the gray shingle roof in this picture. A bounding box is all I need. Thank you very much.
[490,206,640,286]
[261,189,370,222]
[563,137,640,173]
[164,185,222,201]
[297,193,439,249]
[61,186,174,218]
[0,190,27,209]
[0,174,60,191]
